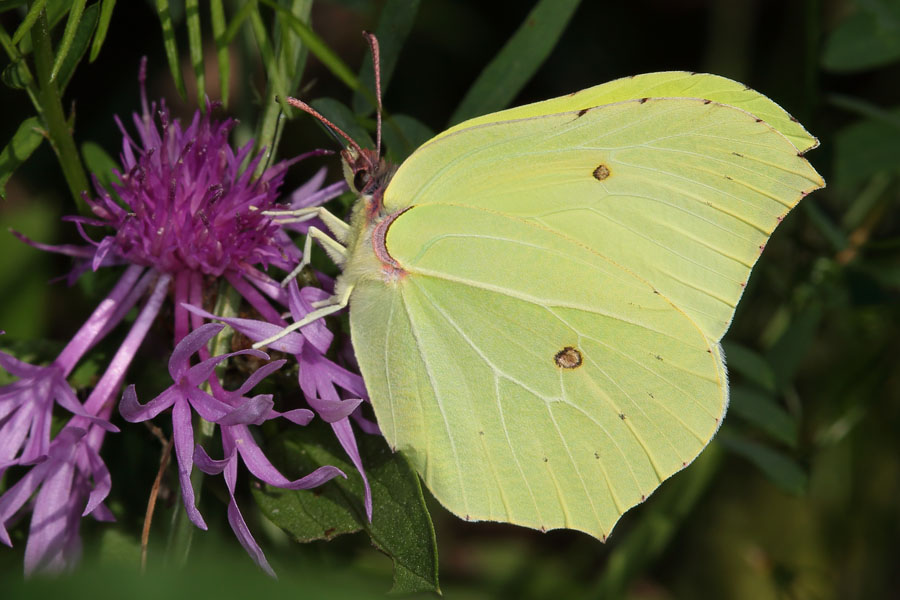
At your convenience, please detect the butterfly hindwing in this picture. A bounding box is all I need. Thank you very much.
[351,202,725,538]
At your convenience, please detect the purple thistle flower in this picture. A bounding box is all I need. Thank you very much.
[1,58,358,574]
[121,323,344,574]
[1,269,169,573]
[183,280,375,520]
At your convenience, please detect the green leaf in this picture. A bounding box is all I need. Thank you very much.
[0,0,29,14]
[822,1,900,72]
[209,0,228,106]
[449,0,582,125]
[48,0,87,82]
[254,419,439,595]
[729,385,799,447]
[309,97,374,149]
[833,105,900,190]
[10,0,47,46]
[594,444,724,597]
[722,341,777,393]
[55,0,100,93]
[351,0,421,114]
[185,0,204,107]
[0,117,43,199]
[382,113,434,162]
[81,140,119,191]
[256,0,374,108]
[766,302,823,390]
[88,0,116,62]
[156,0,186,99]
[802,199,849,253]
[718,432,808,495]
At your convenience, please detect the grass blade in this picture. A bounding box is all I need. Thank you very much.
[10,0,48,45]
[209,0,228,106]
[256,0,373,108]
[48,0,86,82]
[88,0,116,62]
[185,0,204,107]
[449,0,581,125]
[155,0,186,99]
[352,0,420,113]
[55,1,99,92]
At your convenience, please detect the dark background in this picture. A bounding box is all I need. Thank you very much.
[2,1,898,598]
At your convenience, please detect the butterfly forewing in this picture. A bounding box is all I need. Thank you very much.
[382,98,824,342]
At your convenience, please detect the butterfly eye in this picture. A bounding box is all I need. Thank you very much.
[354,169,372,193]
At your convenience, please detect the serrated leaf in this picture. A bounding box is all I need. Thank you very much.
[0,117,43,199]
[254,418,439,595]
[351,0,421,114]
[382,113,433,162]
[729,385,798,447]
[722,341,777,393]
[719,433,808,495]
[449,0,582,125]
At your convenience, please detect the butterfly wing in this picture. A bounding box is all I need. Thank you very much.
[347,95,823,538]
[349,204,725,538]
[439,72,818,153]
[382,97,824,342]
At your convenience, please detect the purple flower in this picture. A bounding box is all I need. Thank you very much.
[1,58,355,574]
[0,270,169,573]
[121,323,344,574]
[184,280,375,520]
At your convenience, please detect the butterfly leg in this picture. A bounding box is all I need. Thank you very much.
[264,206,350,243]
[267,207,352,286]
[251,282,354,349]
[280,226,349,286]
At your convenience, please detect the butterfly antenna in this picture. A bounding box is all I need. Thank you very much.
[284,96,368,162]
[363,31,383,159]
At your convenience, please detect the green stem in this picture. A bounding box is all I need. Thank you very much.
[31,7,89,212]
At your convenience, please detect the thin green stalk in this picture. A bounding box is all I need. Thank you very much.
[31,8,89,211]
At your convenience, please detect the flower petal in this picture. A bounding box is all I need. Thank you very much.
[172,399,206,530]
[119,384,177,422]
[218,395,274,426]
[169,323,224,380]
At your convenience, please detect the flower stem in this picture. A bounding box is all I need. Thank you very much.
[31,8,90,212]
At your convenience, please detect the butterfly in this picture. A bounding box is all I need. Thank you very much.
[259,34,824,540]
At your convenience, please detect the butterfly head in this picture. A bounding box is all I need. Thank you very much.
[341,146,395,196]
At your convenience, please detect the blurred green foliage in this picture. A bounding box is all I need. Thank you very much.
[1,0,898,598]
